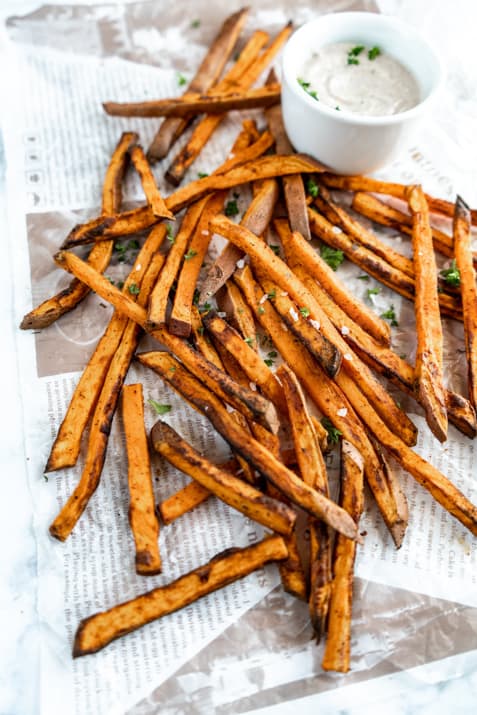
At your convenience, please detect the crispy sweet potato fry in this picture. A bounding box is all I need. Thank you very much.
[137,351,359,540]
[62,155,323,250]
[321,173,477,226]
[147,7,250,161]
[45,223,167,472]
[122,384,161,575]
[407,185,447,442]
[322,441,364,673]
[129,145,173,219]
[159,458,238,524]
[336,368,477,537]
[453,196,477,410]
[315,185,414,278]
[73,535,288,657]
[307,206,463,321]
[151,421,295,535]
[104,85,281,118]
[166,24,292,185]
[277,364,332,637]
[20,131,137,330]
[199,178,280,302]
[216,280,258,351]
[169,191,227,336]
[351,191,461,261]
[190,306,224,368]
[234,265,407,547]
[48,249,166,541]
[211,214,418,447]
[147,198,208,327]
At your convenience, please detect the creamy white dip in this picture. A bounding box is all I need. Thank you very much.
[298,42,420,116]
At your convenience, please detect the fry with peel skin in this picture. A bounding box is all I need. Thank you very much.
[20,131,137,330]
[407,185,447,442]
[322,441,364,673]
[136,352,359,541]
[151,421,296,536]
[129,145,173,218]
[234,266,407,547]
[277,364,332,639]
[216,280,258,351]
[73,535,289,657]
[453,196,477,410]
[104,85,281,118]
[48,250,166,541]
[146,7,250,161]
[45,223,167,472]
[122,384,161,575]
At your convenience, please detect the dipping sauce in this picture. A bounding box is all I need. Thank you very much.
[298,42,420,116]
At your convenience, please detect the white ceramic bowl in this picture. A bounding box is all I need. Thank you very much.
[281,12,444,174]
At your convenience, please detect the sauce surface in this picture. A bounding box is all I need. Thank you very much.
[298,42,420,116]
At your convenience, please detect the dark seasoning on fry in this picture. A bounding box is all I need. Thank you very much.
[19,7,477,675]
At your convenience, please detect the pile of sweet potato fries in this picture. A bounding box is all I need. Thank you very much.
[21,8,477,672]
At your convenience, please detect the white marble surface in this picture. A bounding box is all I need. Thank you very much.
[1,1,477,714]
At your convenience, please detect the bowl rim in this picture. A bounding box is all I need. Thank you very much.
[281,11,445,127]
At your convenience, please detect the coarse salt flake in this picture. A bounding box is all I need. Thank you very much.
[337,407,348,417]
[343,353,353,361]
[341,325,350,336]
[217,311,227,318]
[332,226,343,234]
[280,291,288,297]
[259,293,269,305]
[249,382,257,391]
[310,319,321,330]
[289,307,299,322]
[135,264,141,271]
[236,259,245,269]
[201,229,209,236]
[228,153,235,159]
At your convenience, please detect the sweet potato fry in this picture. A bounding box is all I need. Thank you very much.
[104,85,281,118]
[151,421,295,536]
[211,214,417,447]
[234,266,406,545]
[73,535,288,657]
[307,207,463,321]
[199,178,279,302]
[20,131,136,330]
[122,384,161,575]
[137,351,359,540]
[62,156,322,250]
[216,280,258,351]
[277,364,332,637]
[48,248,166,540]
[45,223,167,472]
[453,196,477,410]
[169,191,227,336]
[166,23,292,185]
[321,173,477,226]
[407,185,447,442]
[190,306,224,368]
[264,79,311,241]
[336,367,477,537]
[315,184,414,278]
[147,198,207,327]
[147,7,250,162]
[322,441,364,673]
[159,457,239,524]
[165,29,270,185]
[129,145,173,219]
[351,192,459,261]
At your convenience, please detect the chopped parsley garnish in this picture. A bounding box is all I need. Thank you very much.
[148,399,172,415]
[299,306,310,318]
[198,171,209,178]
[224,199,239,217]
[258,306,265,315]
[321,416,342,444]
[347,57,359,65]
[366,287,380,300]
[335,106,341,111]
[193,289,200,305]
[297,77,319,101]
[349,45,365,57]
[270,244,281,256]
[306,177,319,198]
[166,224,174,243]
[116,280,124,290]
[440,259,461,287]
[191,19,200,28]
[380,305,399,327]
[264,350,278,367]
[184,249,198,260]
[128,283,140,295]
[197,326,204,336]
[320,245,344,271]
[368,46,381,60]
[199,302,211,314]
[114,239,139,264]
[267,289,276,300]
[177,73,187,86]
[357,274,370,281]
[244,337,254,346]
